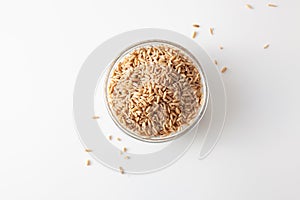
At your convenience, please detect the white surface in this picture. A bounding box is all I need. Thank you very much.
[0,0,299,199]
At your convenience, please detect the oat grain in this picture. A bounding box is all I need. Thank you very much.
[221,67,228,73]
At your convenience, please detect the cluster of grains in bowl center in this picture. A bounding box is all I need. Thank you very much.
[108,45,203,137]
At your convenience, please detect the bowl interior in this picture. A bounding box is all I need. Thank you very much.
[104,40,209,143]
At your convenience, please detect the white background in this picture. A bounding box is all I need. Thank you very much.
[1,0,300,199]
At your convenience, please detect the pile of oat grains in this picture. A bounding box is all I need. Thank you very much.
[108,45,203,137]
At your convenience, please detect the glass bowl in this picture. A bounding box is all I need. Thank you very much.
[104,40,209,143]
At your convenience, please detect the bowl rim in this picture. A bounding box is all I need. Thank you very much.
[104,39,209,143]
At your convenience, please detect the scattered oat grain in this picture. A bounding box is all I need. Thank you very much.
[219,46,224,50]
[92,116,100,119]
[119,167,124,174]
[214,60,218,65]
[268,3,278,7]
[123,147,127,152]
[193,24,200,28]
[85,148,92,152]
[245,4,253,9]
[209,28,214,35]
[192,31,197,38]
[264,44,270,49]
[116,137,121,141]
[86,159,91,166]
[108,135,112,140]
[221,67,228,73]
